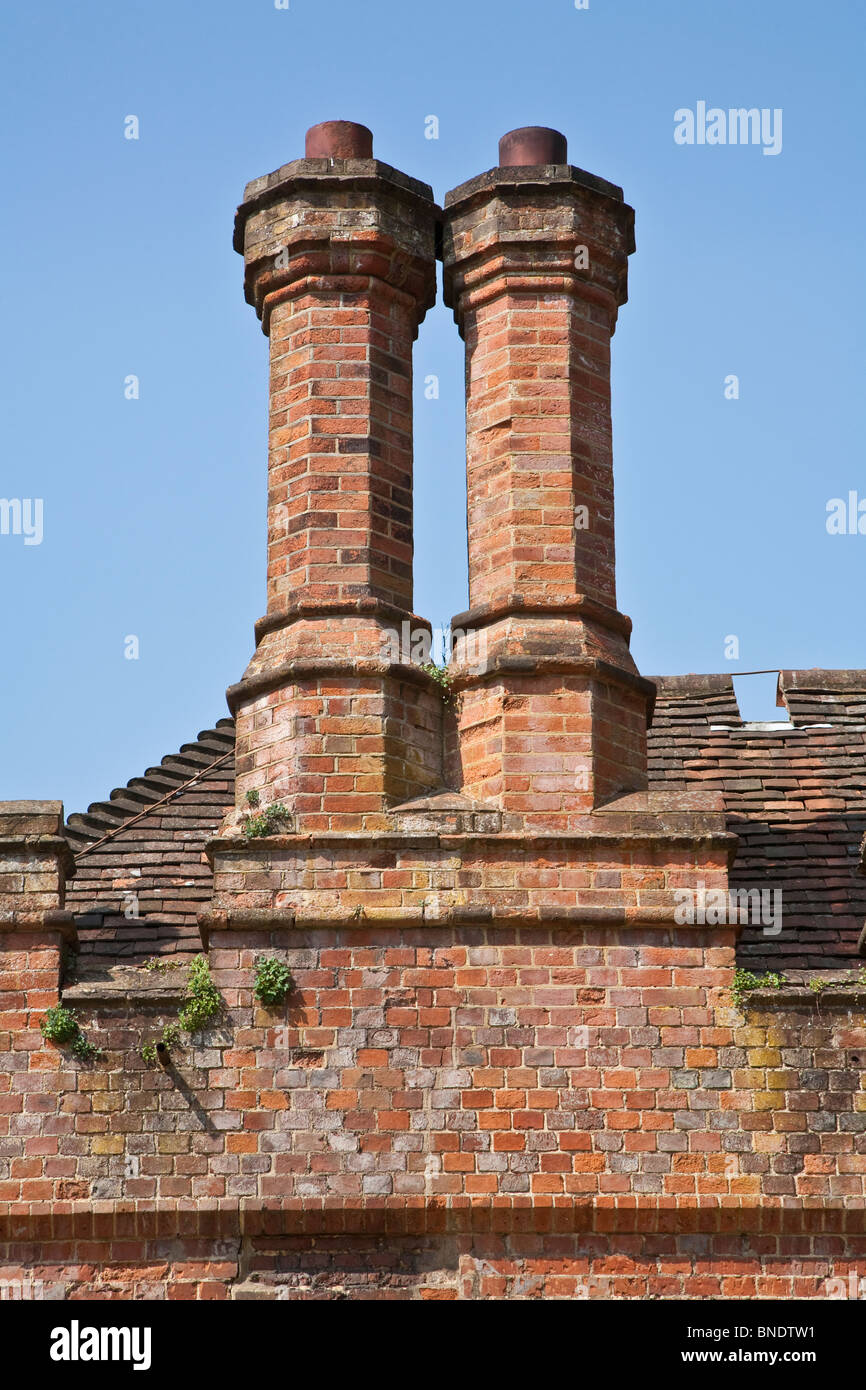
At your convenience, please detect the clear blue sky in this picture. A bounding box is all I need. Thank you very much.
[1,0,864,815]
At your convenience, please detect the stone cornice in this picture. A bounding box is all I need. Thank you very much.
[206,813,736,863]
[225,655,441,714]
[443,163,630,219]
[198,904,739,944]
[253,599,432,647]
[453,593,633,642]
[442,163,635,330]
[234,157,439,254]
[235,157,441,327]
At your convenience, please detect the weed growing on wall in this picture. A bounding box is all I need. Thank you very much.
[254,956,294,1005]
[40,1005,101,1061]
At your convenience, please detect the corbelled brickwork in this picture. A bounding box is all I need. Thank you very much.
[2,125,864,1301]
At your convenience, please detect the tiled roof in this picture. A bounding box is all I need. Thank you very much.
[63,671,866,972]
[65,720,234,963]
[647,671,866,973]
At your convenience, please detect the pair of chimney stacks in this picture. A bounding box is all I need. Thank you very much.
[228,121,653,834]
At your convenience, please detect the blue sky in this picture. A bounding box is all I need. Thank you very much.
[1,0,863,814]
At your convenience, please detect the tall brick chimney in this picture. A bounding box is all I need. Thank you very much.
[228,122,443,831]
[442,128,655,825]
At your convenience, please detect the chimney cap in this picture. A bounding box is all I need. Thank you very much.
[305,121,374,160]
[498,126,568,167]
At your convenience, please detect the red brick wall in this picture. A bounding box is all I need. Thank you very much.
[452,670,649,821]
[2,924,864,1296]
[460,287,617,611]
[233,674,445,834]
[3,1223,865,1301]
[3,928,864,1205]
[265,285,417,615]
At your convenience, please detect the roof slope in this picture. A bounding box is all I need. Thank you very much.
[65,720,234,962]
[63,671,866,972]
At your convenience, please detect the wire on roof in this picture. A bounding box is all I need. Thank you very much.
[73,749,234,860]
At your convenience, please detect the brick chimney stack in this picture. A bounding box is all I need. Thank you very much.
[228,123,443,830]
[442,129,655,824]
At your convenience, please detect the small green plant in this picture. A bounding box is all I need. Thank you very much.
[245,788,261,809]
[71,1034,101,1062]
[421,661,453,707]
[141,1022,180,1065]
[254,956,294,1006]
[731,968,786,1012]
[809,978,828,994]
[243,801,291,840]
[177,956,223,1033]
[40,1005,101,1061]
[141,959,222,1065]
[40,1005,79,1045]
[144,956,171,974]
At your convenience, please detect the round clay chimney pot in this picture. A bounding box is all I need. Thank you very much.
[305,121,374,160]
[498,126,568,167]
